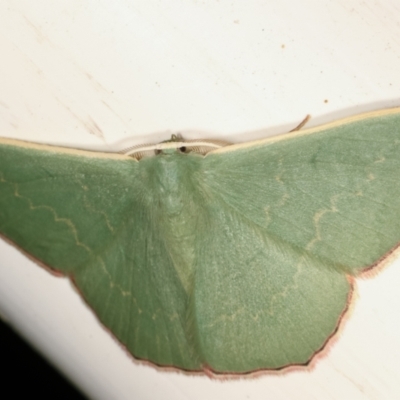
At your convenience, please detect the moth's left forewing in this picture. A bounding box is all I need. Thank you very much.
[0,140,136,272]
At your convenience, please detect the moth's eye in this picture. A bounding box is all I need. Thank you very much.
[178,146,187,153]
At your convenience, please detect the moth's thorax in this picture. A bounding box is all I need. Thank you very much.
[150,153,201,216]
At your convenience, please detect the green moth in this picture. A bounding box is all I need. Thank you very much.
[0,108,399,374]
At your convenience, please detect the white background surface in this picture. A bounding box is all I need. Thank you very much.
[0,1,400,399]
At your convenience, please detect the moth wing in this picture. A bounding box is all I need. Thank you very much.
[190,109,400,372]
[0,141,200,370]
[203,110,400,275]
[190,197,350,372]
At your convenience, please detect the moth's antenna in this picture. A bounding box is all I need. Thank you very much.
[289,115,311,132]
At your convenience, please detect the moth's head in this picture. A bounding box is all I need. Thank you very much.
[121,134,230,160]
[155,145,189,156]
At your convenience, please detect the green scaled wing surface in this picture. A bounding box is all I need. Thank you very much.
[0,142,200,370]
[1,107,400,374]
